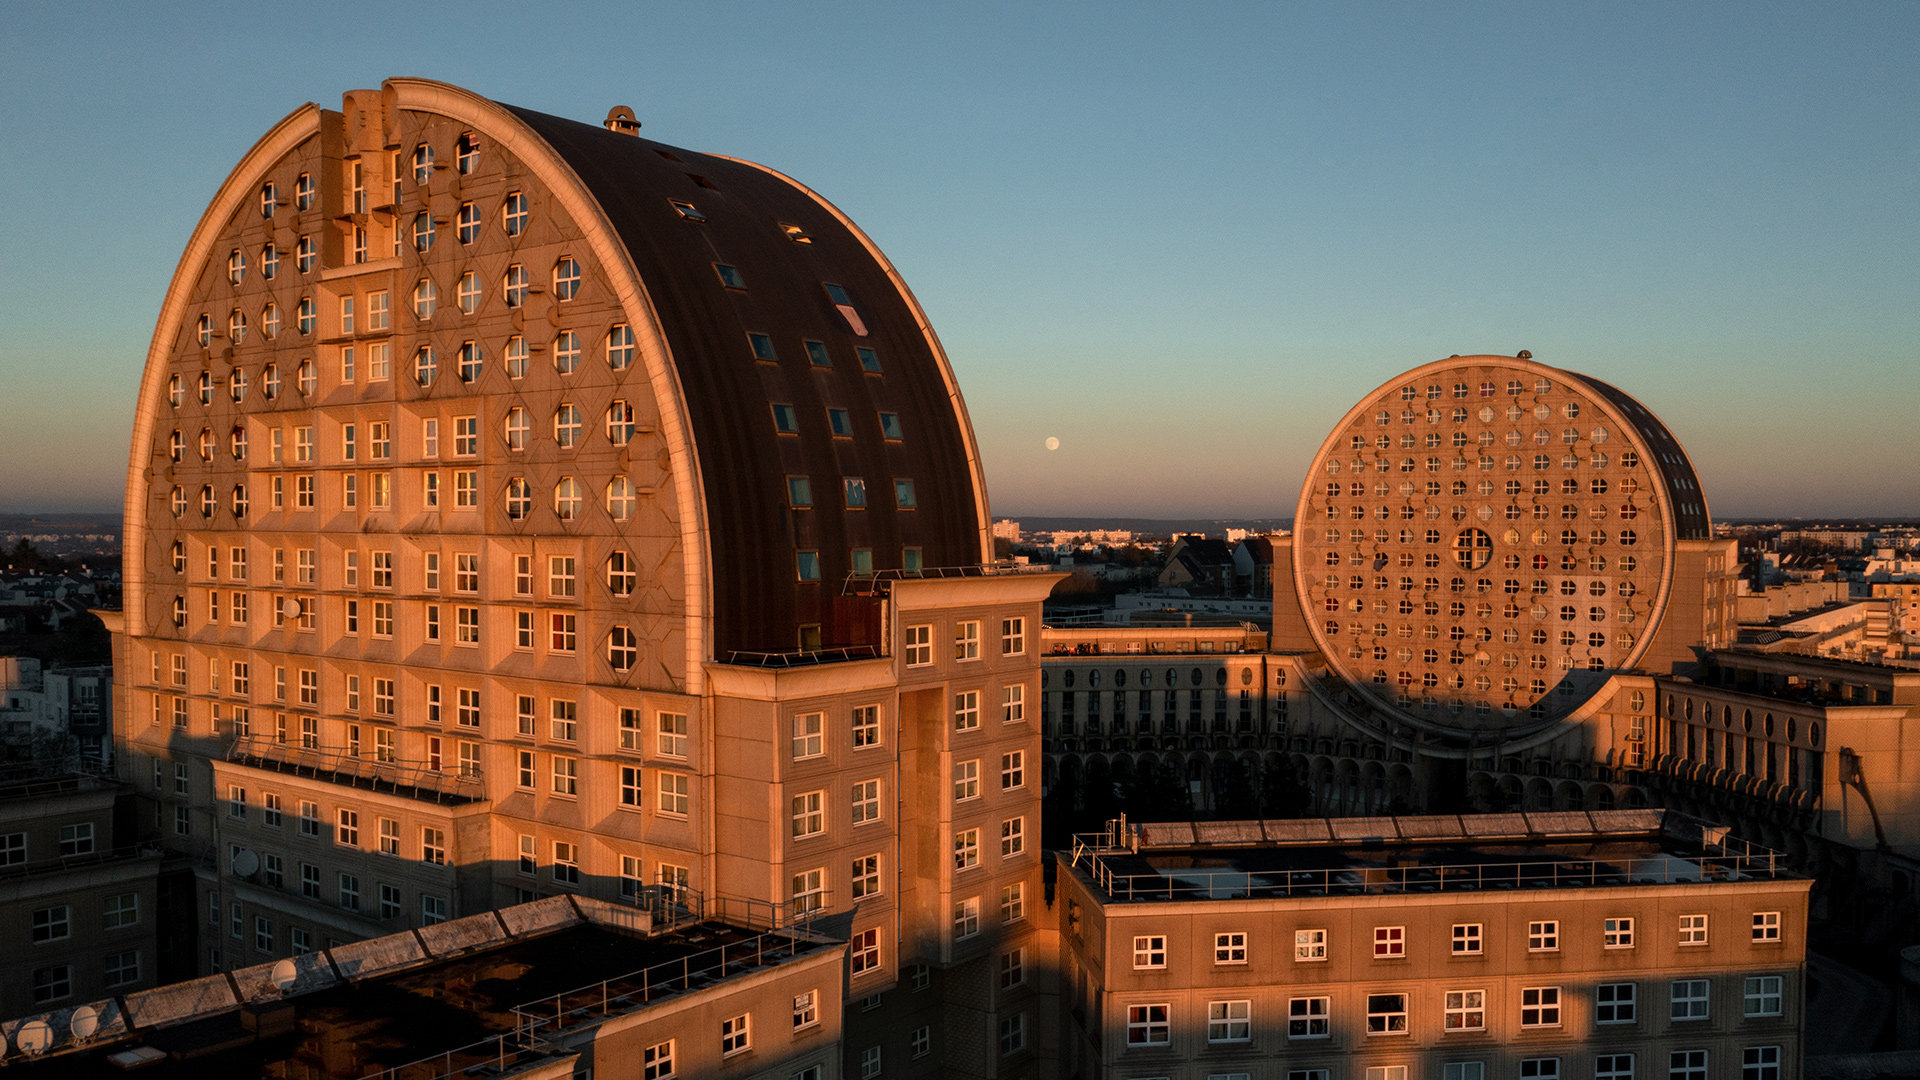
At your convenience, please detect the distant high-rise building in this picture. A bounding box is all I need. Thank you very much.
[113,78,1054,1073]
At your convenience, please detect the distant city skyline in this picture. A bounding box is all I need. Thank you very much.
[1,2,1914,519]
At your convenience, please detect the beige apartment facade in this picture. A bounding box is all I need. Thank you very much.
[115,77,1054,1077]
[1057,812,1808,1080]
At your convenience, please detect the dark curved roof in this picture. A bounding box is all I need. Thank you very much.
[1577,375,1712,541]
[508,106,985,657]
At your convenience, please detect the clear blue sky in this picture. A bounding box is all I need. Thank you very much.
[2,2,1914,520]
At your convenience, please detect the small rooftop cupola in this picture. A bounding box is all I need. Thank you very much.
[604,105,641,135]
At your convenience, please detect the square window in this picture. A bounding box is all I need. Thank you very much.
[1605,916,1635,948]
[791,791,825,838]
[1132,935,1166,969]
[1742,1045,1781,1080]
[851,704,880,748]
[1519,1059,1560,1080]
[1671,979,1710,1021]
[954,620,981,660]
[1208,1000,1251,1043]
[1296,928,1328,961]
[905,624,932,666]
[1744,975,1783,1017]
[828,408,853,436]
[1521,986,1561,1027]
[791,712,824,758]
[1215,931,1247,964]
[748,332,777,360]
[1596,981,1637,1024]
[772,403,800,433]
[1366,993,1408,1035]
[1288,996,1330,1038]
[804,340,832,366]
[1679,913,1708,945]
[1752,911,1781,942]
[1374,925,1405,958]
[1452,923,1482,955]
[1126,1003,1170,1046]
[1528,920,1559,951]
[1444,989,1485,1031]
[1595,1055,1633,1080]
[1670,1049,1708,1080]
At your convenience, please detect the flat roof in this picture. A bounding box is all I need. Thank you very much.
[1066,809,1800,904]
[1,898,841,1077]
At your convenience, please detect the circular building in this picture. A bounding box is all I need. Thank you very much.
[1288,353,1711,736]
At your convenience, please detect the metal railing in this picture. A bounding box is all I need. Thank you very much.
[508,926,818,1038]
[725,645,881,668]
[358,1015,559,1080]
[226,735,483,802]
[1072,848,1788,902]
[0,842,163,882]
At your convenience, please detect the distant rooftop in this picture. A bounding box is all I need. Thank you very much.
[1066,809,1797,904]
[0,896,842,1077]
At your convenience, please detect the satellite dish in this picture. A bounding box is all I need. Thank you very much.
[71,1004,101,1040]
[281,597,302,620]
[269,958,299,993]
[231,848,259,877]
[16,1019,53,1055]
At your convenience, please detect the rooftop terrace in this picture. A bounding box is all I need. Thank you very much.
[1067,809,1797,903]
[0,896,843,1078]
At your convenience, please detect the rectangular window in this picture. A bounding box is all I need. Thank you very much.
[953,759,979,801]
[1605,916,1635,948]
[1671,979,1710,1021]
[1670,1050,1708,1080]
[1000,816,1025,857]
[60,822,96,856]
[1001,616,1026,655]
[1594,1055,1633,1080]
[1596,981,1637,1024]
[1126,1003,1170,1046]
[657,711,689,757]
[658,772,689,816]
[104,949,142,988]
[1288,996,1331,1038]
[954,620,980,660]
[791,791,825,838]
[851,928,880,975]
[421,827,447,865]
[1001,682,1025,723]
[792,711,824,758]
[620,766,643,807]
[1519,1061,1560,1080]
[851,779,881,824]
[1208,1000,1251,1043]
[551,755,578,796]
[851,704,879,748]
[1752,911,1781,942]
[31,904,71,943]
[1452,922,1482,954]
[103,892,141,929]
[905,624,932,666]
[1374,925,1405,958]
[32,965,72,1004]
[1000,881,1025,923]
[1679,913,1708,945]
[1529,920,1559,951]
[1133,935,1167,969]
[953,690,980,731]
[953,828,979,871]
[1214,931,1247,964]
[793,988,818,1030]
[642,1040,674,1080]
[1001,749,1025,790]
[1742,1046,1781,1080]
[552,841,579,885]
[1366,993,1408,1035]
[952,896,980,939]
[1296,928,1328,961]
[851,853,881,899]
[550,699,577,741]
[1521,986,1561,1027]
[1744,975,1783,1017]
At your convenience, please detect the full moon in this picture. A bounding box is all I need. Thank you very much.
[1044,436,1060,451]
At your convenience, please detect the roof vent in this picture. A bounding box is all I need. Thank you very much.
[604,106,641,136]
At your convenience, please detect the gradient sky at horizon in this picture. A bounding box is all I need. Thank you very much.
[1,3,1914,520]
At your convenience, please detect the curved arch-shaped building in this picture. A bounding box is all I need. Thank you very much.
[115,82,1052,1036]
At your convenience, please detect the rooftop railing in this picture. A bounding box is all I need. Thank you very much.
[226,735,483,803]
[1071,842,1790,903]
